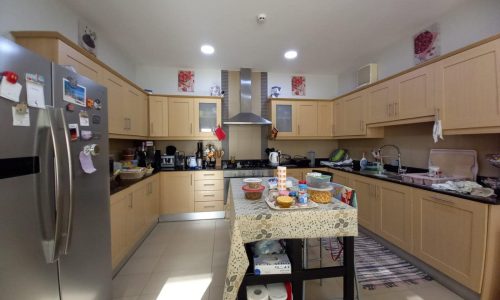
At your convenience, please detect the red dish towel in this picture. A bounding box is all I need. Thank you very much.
[214,125,226,141]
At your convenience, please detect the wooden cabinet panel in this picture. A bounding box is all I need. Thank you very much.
[127,87,147,136]
[367,81,394,124]
[194,179,224,191]
[57,41,101,82]
[195,201,224,212]
[317,102,333,137]
[338,92,367,136]
[100,70,126,134]
[413,190,488,292]
[193,98,221,138]
[149,96,168,137]
[160,172,194,214]
[395,64,435,119]
[110,193,129,269]
[194,171,223,180]
[296,102,318,136]
[168,97,194,137]
[436,39,500,131]
[195,190,224,202]
[271,101,297,137]
[349,175,378,232]
[145,177,160,226]
[128,184,147,244]
[377,182,413,252]
[331,170,350,186]
[333,100,344,136]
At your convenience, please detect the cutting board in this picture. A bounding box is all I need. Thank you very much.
[428,149,478,181]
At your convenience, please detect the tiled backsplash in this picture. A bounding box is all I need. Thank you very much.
[339,123,500,177]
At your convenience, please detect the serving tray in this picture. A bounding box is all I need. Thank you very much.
[265,195,319,210]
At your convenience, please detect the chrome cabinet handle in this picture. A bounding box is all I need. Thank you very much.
[203,173,215,176]
[395,102,399,116]
[204,194,215,197]
[204,205,216,208]
[190,123,193,134]
[150,122,154,135]
[191,174,193,186]
[204,184,215,186]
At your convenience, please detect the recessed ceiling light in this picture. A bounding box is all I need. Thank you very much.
[284,50,298,60]
[201,45,215,55]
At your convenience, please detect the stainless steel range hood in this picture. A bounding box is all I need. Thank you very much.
[224,68,272,125]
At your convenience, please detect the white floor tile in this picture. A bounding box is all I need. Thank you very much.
[112,274,150,298]
[118,257,160,276]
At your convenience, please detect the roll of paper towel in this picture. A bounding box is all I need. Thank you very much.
[277,166,287,191]
[246,285,268,300]
[267,282,287,300]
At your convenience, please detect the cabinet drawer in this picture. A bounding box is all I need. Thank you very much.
[195,179,224,191]
[195,190,224,202]
[195,201,224,212]
[195,171,223,180]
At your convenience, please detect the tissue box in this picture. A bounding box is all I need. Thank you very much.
[253,254,291,275]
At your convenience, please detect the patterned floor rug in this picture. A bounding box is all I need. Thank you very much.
[324,232,433,290]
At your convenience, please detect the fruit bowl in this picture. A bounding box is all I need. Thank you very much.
[486,154,500,168]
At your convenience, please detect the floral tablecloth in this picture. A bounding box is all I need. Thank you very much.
[223,178,358,299]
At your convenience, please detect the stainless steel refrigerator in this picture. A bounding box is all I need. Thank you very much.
[0,37,111,299]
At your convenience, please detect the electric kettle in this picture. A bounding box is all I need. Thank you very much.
[269,151,280,166]
[186,156,197,169]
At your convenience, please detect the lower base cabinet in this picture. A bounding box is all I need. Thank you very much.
[413,189,488,292]
[110,174,160,271]
[160,172,194,214]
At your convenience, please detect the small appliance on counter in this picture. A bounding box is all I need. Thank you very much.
[175,151,185,169]
[269,151,280,167]
[186,155,197,169]
[161,155,175,168]
[153,150,162,171]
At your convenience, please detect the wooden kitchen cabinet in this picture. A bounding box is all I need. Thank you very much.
[435,38,500,134]
[145,176,160,226]
[377,181,413,253]
[366,80,395,124]
[394,64,435,120]
[296,101,318,136]
[194,171,224,212]
[317,101,334,137]
[57,41,101,82]
[127,86,148,136]
[194,98,222,138]
[413,189,488,292]
[271,100,297,137]
[128,184,147,247]
[100,69,127,134]
[330,169,350,186]
[149,95,169,137]
[168,97,194,137]
[110,192,129,269]
[160,172,195,214]
[334,91,368,137]
[348,175,379,233]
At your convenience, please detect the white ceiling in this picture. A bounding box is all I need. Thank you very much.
[62,0,467,74]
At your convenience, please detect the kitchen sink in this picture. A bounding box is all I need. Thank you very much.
[360,170,404,181]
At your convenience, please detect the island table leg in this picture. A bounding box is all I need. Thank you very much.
[343,236,355,300]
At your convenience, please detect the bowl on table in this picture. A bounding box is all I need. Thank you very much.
[276,196,294,208]
[242,185,265,200]
[243,178,263,189]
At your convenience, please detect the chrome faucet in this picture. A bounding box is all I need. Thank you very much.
[372,144,403,174]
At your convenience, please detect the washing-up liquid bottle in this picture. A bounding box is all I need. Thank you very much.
[360,153,368,170]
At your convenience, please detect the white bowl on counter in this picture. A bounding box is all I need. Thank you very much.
[119,168,146,180]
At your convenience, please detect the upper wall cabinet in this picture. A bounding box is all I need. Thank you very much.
[149,96,221,140]
[13,31,149,139]
[435,38,500,134]
[270,99,333,139]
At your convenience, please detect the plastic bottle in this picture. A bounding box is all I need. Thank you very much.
[360,152,368,170]
[298,181,308,206]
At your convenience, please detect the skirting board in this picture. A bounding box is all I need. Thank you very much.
[159,211,225,222]
[359,227,480,300]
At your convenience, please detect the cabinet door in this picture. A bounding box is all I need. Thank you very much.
[377,182,413,252]
[127,87,147,136]
[349,175,377,232]
[331,170,350,186]
[129,184,147,243]
[100,70,126,134]
[57,41,100,82]
[194,98,221,137]
[395,64,435,119]
[110,193,129,269]
[272,101,297,137]
[341,92,367,136]
[296,102,318,136]
[149,96,168,137]
[160,172,194,214]
[436,39,500,131]
[367,81,394,124]
[168,98,194,137]
[317,101,333,137]
[145,178,160,226]
[413,190,488,292]
[333,100,344,136]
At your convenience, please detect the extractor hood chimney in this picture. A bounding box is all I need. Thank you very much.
[224,68,272,125]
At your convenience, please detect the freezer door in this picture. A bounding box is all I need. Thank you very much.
[52,64,112,300]
[0,38,60,299]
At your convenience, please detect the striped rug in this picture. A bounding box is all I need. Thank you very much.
[325,233,433,290]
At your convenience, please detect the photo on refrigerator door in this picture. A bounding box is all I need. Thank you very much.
[63,78,86,107]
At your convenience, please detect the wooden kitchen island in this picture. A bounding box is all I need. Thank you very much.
[224,178,358,300]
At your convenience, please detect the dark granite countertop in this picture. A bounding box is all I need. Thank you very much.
[323,162,499,205]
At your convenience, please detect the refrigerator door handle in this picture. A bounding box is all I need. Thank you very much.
[56,108,74,256]
[36,108,64,263]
